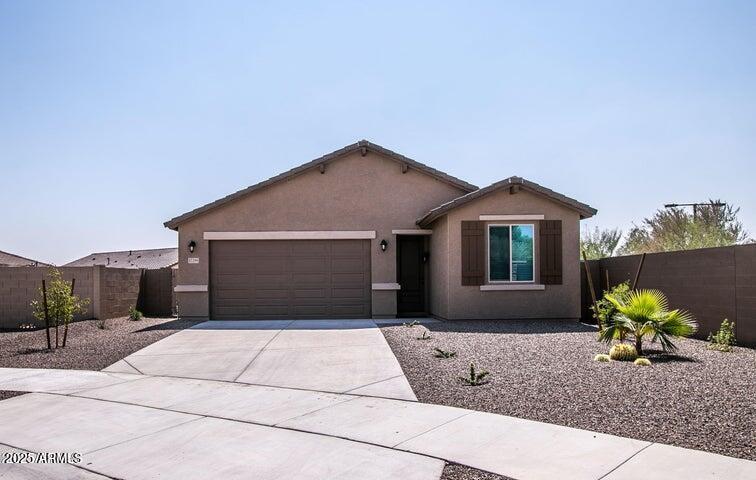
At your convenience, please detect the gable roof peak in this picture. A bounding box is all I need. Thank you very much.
[164,140,477,230]
[416,176,597,226]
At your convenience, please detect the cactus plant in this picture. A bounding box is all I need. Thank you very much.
[416,330,431,341]
[434,348,456,358]
[459,363,489,386]
[594,354,611,362]
[609,343,638,361]
[634,357,652,366]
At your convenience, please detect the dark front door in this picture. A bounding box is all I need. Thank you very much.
[397,235,427,316]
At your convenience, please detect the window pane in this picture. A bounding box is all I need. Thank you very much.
[511,225,534,281]
[489,226,510,281]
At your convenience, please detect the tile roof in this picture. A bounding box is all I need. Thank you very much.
[63,248,178,270]
[164,140,478,230]
[0,250,51,267]
[417,176,597,227]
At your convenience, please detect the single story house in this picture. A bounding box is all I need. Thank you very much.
[165,141,596,321]
[0,249,50,267]
[64,248,178,270]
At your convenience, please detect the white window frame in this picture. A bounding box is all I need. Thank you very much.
[487,223,535,284]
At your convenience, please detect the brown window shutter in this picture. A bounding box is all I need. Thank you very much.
[461,221,485,286]
[539,220,562,285]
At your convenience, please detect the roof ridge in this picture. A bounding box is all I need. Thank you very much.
[0,249,50,265]
[416,176,597,226]
[164,140,477,230]
[85,247,177,256]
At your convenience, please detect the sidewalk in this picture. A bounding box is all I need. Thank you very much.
[0,367,753,480]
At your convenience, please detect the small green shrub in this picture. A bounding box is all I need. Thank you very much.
[609,343,638,361]
[707,319,736,352]
[594,354,611,362]
[459,363,489,386]
[599,289,696,355]
[591,281,631,331]
[128,306,143,321]
[434,348,456,358]
[403,320,419,328]
[416,330,431,341]
[634,357,652,366]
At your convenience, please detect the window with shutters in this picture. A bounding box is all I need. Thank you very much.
[487,224,535,282]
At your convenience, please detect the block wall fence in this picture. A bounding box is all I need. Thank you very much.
[581,243,756,348]
[0,266,172,329]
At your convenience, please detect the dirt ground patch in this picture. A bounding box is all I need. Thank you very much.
[382,319,756,461]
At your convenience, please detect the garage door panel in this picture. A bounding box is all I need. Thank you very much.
[289,242,330,255]
[293,288,327,299]
[332,287,366,299]
[332,305,368,316]
[331,257,366,273]
[290,273,329,285]
[254,274,288,285]
[248,257,287,273]
[255,289,289,299]
[211,240,370,320]
[214,289,250,300]
[214,273,249,284]
[293,305,330,316]
[330,242,365,255]
[331,273,367,285]
[289,257,329,272]
[242,242,290,256]
[253,305,291,316]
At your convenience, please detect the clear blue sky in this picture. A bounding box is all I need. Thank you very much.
[2,1,755,265]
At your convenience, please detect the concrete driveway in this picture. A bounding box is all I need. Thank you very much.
[103,319,417,400]
[1,320,755,480]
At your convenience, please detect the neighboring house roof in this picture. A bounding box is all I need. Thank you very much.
[164,140,478,230]
[417,176,597,227]
[0,250,51,267]
[63,248,178,269]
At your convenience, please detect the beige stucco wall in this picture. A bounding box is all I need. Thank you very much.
[429,189,582,320]
[428,215,450,319]
[174,150,468,319]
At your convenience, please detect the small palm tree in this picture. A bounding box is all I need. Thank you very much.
[599,289,696,355]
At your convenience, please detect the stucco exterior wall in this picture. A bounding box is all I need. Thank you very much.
[430,189,582,320]
[174,150,468,319]
[428,215,450,319]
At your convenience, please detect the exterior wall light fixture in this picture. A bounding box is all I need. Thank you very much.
[380,239,388,252]
[188,240,197,253]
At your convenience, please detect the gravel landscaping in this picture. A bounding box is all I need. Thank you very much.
[0,317,199,370]
[381,319,756,461]
[442,463,511,480]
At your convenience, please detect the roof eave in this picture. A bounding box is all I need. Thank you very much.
[163,140,477,230]
[416,177,597,227]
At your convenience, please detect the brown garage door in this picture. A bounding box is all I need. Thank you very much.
[210,240,371,320]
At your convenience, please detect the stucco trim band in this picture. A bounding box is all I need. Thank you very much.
[174,285,209,292]
[372,283,401,290]
[480,284,545,291]
[391,229,433,235]
[479,214,545,221]
[203,231,377,240]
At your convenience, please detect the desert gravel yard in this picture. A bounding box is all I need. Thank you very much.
[0,317,198,400]
[441,463,511,480]
[0,317,199,370]
[381,319,756,462]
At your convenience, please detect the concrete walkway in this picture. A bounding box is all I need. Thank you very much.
[103,319,417,401]
[1,369,755,479]
[0,320,754,480]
